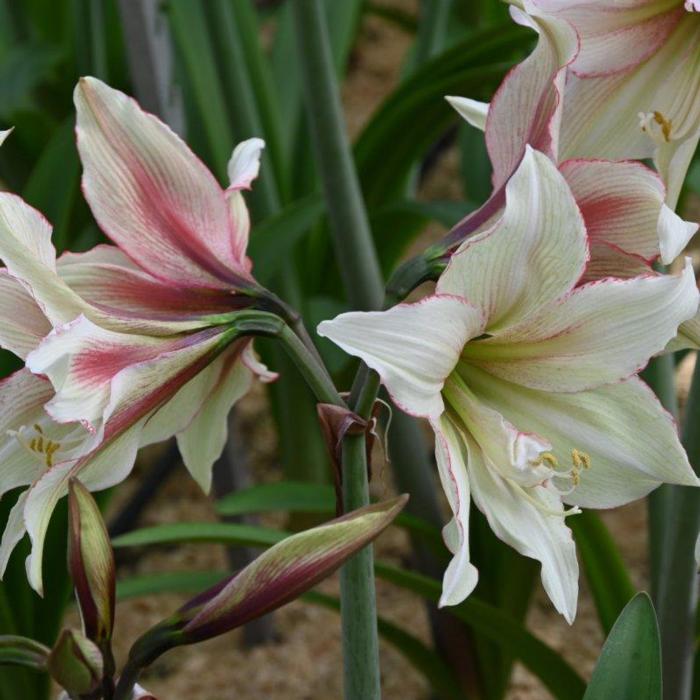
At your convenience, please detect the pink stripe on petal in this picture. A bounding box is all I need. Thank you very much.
[75,77,254,290]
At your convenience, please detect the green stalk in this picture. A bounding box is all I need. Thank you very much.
[292,0,384,313]
[291,2,384,696]
[642,355,678,603]
[654,355,700,700]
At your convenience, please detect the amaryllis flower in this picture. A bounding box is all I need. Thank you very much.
[318,148,699,622]
[445,0,698,273]
[0,77,275,592]
[531,0,700,208]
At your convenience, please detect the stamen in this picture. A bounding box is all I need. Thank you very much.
[639,111,673,144]
[10,424,63,469]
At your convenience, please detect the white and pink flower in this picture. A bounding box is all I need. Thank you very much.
[0,78,275,593]
[319,149,700,622]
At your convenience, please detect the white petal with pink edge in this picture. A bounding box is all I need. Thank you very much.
[446,96,489,131]
[23,419,144,594]
[0,271,51,359]
[483,2,577,188]
[318,295,485,419]
[559,158,697,264]
[432,417,478,607]
[177,351,256,493]
[227,138,265,191]
[74,77,252,289]
[466,260,698,392]
[461,364,699,508]
[437,148,588,332]
[464,427,579,623]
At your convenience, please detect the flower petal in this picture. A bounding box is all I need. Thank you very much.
[460,364,698,508]
[580,243,652,284]
[533,1,684,77]
[559,158,697,263]
[227,138,265,191]
[432,416,479,607]
[558,15,700,181]
[446,96,489,131]
[176,351,255,493]
[0,370,56,500]
[0,491,28,578]
[483,2,577,188]
[23,420,144,594]
[464,427,578,623]
[74,77,252,288]
[468,261,698,391]
[57,246,240,328]
[0,271,51,359]
[438,147,588,332]
[317,295,485,419]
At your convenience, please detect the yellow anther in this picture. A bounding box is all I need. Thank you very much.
[36,436,43,453]
[572,471,580,486]
[33,423,43,434]
[540,452,559,468]
[29,438,37,451]
[653,111,672,142]
[572,449,591,470]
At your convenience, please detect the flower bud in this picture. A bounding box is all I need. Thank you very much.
[47,628,102,696]
[128,496,408,666]
[68,478,116,645]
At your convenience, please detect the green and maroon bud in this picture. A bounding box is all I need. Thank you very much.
[128,496,408,666]
[68,478,116,646]
[47,629,102,696]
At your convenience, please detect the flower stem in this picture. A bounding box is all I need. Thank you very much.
[654,355,700,700]
[291,1,384,696]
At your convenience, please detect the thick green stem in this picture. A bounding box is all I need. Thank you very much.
[292,0,384,312]
[292,1,384,696]
[654,355,700,700]
[642,355,679,603]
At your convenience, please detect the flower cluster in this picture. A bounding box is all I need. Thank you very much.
[319,0,700,621]
[0,78,275,593]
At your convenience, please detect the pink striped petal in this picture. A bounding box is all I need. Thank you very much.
[26,316,231,432]
[560,158,697,264]
[74,77,254,289]
[484,3,578,189]
[534,0,684,76]
[58,246,244,326]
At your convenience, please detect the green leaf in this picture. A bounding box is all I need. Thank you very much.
[248,195,325,284]
[216,480,335,517]
[111,522,286,550]
[569,511,635,635]
[167,0,233,180]
[215,481,444,552]
[583,593,661,700]
[355,24,531,208]
[116,573,463,700]
[22,118,79,252]
[376,563,586,700]
[306,591,464,700]
[0,635,49,671]
[0,42,62,120]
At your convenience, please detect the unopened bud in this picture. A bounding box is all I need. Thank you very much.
[47,629,102,695]
[68,478,115,645]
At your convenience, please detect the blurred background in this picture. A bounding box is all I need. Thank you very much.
[0,1,698,698]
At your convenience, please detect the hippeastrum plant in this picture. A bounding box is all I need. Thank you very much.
[0,76,284,594]
[436,0,698,279]
[319,147,700,622]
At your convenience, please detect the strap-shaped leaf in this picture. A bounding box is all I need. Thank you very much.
[583,593,661,700]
